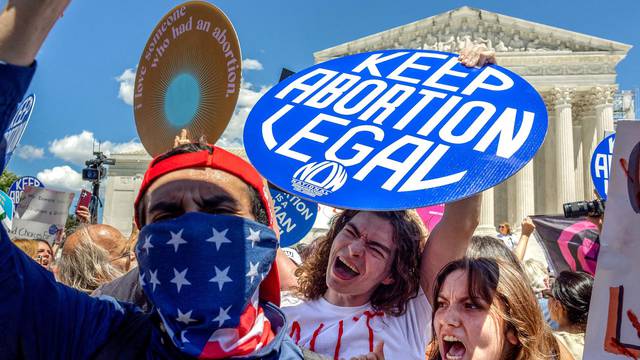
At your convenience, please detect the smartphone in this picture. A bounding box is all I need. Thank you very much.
[77,189,92,209]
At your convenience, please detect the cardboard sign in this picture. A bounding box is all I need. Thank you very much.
[8,176,44,205]
[0,190,14,231]
[270,187,318,247]
[417,204,444,232]
[244,49,547,210]
[591,133,615,200]
[134,2,242,156]
[584,121,640,359]
[9,186,74,244]
[3,94,35,166]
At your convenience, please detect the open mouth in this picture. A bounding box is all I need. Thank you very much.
[442,335,466,360]
[333,256,360,280]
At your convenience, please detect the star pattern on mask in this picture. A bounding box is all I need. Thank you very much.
[180,330,190,344]
[138,217,278,351]
[212,305,232,327]
[170,268,192,293]
[176,308,196,325]
[142,235,154,253]
[246,261,260,284]
[149,269,160,292]
[209,266,233,291]
[166,229,187,252]
[205,227,231,251]
[247,228,261,248]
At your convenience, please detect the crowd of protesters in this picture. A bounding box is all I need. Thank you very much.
[0,1,599,359]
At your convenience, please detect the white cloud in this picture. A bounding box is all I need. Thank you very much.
[116,68,136,105]
[49,131,145,165]
[217,80,271,147]
[242,58,263,71]
[14,145,44,160]
[37,166,84,192]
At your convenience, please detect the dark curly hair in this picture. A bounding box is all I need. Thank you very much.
[294,210,427,316]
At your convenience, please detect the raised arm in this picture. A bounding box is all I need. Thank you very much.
[417,45,496,302]
[0,0,70,171]
[514,217,535,261]
[419,194,481,302]
[0,0,69,66]
[0,2,134,358]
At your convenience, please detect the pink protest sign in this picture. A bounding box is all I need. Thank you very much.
[417,204,445,232]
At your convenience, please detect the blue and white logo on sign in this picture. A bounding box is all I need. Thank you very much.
[292,161,347,197]
[3,94,36,166]
[590,133,615,200]
[244,50,548,209]
[9,176,44,205]
[270,187,318,247]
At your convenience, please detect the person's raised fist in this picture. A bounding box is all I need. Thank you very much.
[521,217,535,237]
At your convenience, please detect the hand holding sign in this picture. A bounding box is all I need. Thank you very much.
[458,44,496,68]
[174,128,192,148]
[244,49,547,210]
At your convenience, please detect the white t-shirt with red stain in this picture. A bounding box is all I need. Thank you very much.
[280,289,432,360]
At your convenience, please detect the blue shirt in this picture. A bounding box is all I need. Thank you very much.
[0,62,303,360]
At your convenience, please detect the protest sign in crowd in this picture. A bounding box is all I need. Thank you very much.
[0,1,637,360]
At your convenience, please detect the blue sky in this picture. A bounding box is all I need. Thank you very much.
[3,0,639,193]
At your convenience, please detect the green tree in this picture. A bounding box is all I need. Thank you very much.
[0,170,19,193]
[65,214,80,237]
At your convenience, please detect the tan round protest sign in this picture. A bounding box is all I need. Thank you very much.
[133,1,241,156]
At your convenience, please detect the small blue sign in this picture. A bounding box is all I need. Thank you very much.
[3,94,36,166]
[590,133,615,200]
[48,224,59,235]
[0,190,14,231]
[9,176,44,204]
[244,49,548,209]
[270,187,318,247]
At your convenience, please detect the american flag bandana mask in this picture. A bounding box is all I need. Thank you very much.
[136,212,278,358]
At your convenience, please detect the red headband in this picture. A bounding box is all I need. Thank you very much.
[133,145,280,305]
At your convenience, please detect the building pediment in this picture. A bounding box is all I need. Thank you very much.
[314,6,631,62]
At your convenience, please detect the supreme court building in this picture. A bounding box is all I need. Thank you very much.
[103,6,634,237]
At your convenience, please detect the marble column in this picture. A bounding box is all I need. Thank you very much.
[553,87,577,210]
[593,86,616,139]
[512,160,535,231]
[573,124,585,199]
[581,111,597,200]
[542,94,557,214]
[477,188,495,235]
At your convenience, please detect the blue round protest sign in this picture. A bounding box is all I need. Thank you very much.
[590,133,615,200]
[270,187,318,247]
[9,176,44,205]
[244,49,548,210]
[3,94,36,166]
